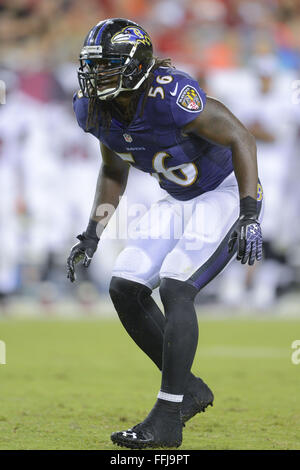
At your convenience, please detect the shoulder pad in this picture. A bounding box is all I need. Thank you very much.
[146,68,206,128]
[168,70,206,127]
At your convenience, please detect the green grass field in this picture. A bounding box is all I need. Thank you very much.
[0,314,300,450]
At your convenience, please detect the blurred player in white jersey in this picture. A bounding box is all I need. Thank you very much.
[217,55,296,308]
[0,70,27,308]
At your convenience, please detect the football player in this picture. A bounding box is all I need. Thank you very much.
[67,18,263,449]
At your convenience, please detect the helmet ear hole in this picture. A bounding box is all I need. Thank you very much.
[123,58,139,78]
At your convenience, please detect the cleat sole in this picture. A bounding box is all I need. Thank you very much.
[111,434,181,449]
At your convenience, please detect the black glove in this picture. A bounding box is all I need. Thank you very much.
[228,196,263,266]
[67,220,99,283]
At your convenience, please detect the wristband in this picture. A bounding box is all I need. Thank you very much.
[85,219,101,240]
[239,196,257,219]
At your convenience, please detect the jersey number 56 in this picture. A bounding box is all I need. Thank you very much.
[117,150,199,187]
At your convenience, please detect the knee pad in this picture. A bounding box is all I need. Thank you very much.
[159,278,198,308]
[112,246,159,288]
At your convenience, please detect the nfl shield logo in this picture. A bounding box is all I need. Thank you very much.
[123,133,133,143]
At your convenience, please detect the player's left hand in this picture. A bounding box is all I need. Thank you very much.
[228,216,263,266]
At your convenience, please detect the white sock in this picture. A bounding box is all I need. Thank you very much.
[157,390,183,403]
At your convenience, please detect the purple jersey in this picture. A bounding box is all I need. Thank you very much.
[73,67,233,201]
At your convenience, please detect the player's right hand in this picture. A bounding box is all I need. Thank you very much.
[67,233,99,283]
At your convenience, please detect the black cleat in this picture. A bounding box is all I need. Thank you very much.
[181,376,214,424]
[111,401,183,449]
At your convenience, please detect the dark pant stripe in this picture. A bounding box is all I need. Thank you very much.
[187,195,263,292]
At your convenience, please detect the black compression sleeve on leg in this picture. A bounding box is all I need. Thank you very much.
[109,277,166,369]
[159,278,199,396]
[109,276,198,389]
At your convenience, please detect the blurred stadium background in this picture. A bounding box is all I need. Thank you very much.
[1,0,300,318]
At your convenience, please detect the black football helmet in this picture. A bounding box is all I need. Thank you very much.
[78,18,155,100]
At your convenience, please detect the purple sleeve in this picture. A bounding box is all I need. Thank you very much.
[73,91,89,132]
[170,79,206,128]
